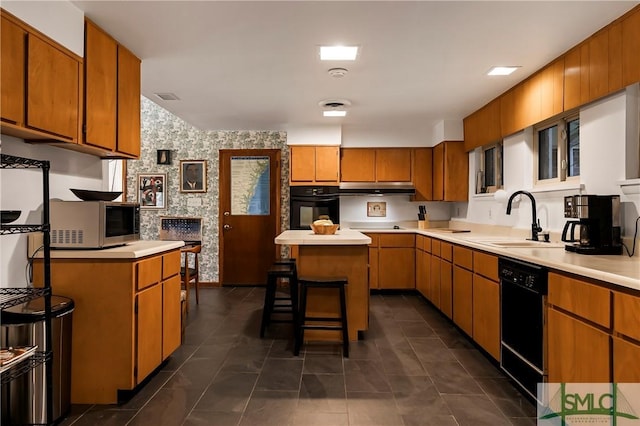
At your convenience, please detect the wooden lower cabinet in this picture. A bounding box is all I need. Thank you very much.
[613,336,640,382]
[33,248,182,404]
[452,265,473,336]
[379,247,415,289]
[472,274,500,360]
[440,260,452,319]
[547,308,611,383]
[429,255,441,306]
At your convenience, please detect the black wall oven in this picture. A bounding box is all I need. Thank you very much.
[290,186,340,230]
[500,257,548,403]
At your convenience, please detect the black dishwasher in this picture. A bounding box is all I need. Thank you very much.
[499,257,547,402]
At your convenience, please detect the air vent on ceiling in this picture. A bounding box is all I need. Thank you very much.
[154,92,180,101]
[318,99,352,109]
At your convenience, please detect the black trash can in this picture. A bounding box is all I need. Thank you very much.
[1,295,74,425]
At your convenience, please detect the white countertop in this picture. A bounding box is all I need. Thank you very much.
[43,240,185,259]
[275,229,371,245]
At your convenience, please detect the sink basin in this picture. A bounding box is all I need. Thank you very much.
[476,240,565,248]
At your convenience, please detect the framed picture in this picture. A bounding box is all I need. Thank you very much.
[157,150,172,165]
[138,173,167,209]
[180,160,207,193]
[367,201,386,217]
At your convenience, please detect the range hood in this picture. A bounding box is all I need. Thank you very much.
[338,182,416,195]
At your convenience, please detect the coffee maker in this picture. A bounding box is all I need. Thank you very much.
[563,195,622,255]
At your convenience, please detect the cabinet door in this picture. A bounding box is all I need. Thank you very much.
[375,148,411,182]
[589,29,609,102]
[340,149,376,182]
[415,247,424,296]
[622,7,640,87]
[564,47,582,111]
[429,255,440,305]
[117,45,141,157]
[453,265,473,336]
[432,144,444,201]
[442,142,468,202]
[412,148,433,201]
[314,146,339,182]
[614,291,640,341]
[162,275,181,359]
[613,336,640,383]
[547,308,611,383]
[539,59,564,121]
[440,259,452,318]
[1,15,25,125]
[368,246,379,290]
[548,272,611,328]
[290,146,315,182]
[472,274,500,360]
[136,284,163,384]
[378,247,415,289]
[608,21,623,93]
[27,34,80,141]
[85,21,117,151]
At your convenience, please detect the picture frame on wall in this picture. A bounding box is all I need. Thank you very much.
[180,160,207,193]
[157,150,172,165]
[138,173,167,209]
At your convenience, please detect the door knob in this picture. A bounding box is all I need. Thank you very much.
[223,224,232,230]
[224,211,230,216]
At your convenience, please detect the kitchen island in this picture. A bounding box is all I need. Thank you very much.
[275,229,371,342]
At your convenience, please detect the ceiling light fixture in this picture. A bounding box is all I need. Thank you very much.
[487,66,520,76]
[323,110,347,117]
[328,67,348,78]
[319,99,351,118]
[320,46,358,61]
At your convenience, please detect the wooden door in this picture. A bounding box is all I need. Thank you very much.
[27,34,80,141]
[340,148,376,182]
[85,20,117,151]
[1,15,25,125]
[136,284,162,384]
[314,146,339,182]
[117,45,141,157]
[219,149,281,285]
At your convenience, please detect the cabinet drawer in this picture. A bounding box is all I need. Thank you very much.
[423,237,432,254]
[431,239,441,257]
[415,235,425,252]
[548,272,611,328]
[453,246,473,271]
[473,252,499,282]
[137,256,162,290]
[162,250,181,280]
[440,242,453,262]
[379,233,415,248]
[614,291,640,341]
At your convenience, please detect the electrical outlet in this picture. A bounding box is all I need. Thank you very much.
[488,209,492,219]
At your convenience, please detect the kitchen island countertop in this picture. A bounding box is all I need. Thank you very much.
[275,229,371,245]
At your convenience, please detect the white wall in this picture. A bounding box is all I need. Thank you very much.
[340,195,451,225]
[2,0,84,56]
[286,125,341,146]
[0,136,107,287]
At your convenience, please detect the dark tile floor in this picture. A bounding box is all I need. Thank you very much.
[59,287,537,426]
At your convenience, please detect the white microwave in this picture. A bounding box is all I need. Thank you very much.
[50,201,140,249]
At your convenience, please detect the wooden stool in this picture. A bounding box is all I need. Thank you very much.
[260,259,298,338]
[295,276,349,357]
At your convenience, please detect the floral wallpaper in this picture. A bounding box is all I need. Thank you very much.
[126,97,289,283]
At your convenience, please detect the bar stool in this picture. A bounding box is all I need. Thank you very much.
[295,276,349,357]
[260,259,298,338]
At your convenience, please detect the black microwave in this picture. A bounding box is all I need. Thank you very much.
[50,201,140,249]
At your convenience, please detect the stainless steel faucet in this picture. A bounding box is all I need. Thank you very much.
[506,190,542,241]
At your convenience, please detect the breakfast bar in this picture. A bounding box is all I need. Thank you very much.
[275,229,371,342]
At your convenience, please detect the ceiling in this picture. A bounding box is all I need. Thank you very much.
[71,1,638,145]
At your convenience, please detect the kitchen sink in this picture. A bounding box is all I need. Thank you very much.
[475,240,565,248]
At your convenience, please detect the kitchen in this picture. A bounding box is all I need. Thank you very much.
[1,1,640,425]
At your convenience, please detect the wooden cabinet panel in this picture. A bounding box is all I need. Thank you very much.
[137,256,163,290]
[162,275,182,360]
[589,29,609,102]
[440,141,468,202]
[368,246,379,290]
[379,233,415,248]
[523,74,541,127]
[1,15,25,125]
[440,259,452,319]
[412,148,433,201]
[613,336,640,383]
[453,265,473,336]
[290,146,315,182]
[622,7,640,86]
[290,145,339,183]
[432,143,444,201]
[417,249,431,299]
[440,242,453,262]
[499,89,516,137]
[472,274,500,360]
[162,250,181,279]
[548,272,611,328]
[136,284,163,384]
[579,43,591,106]
[415,246,424,297]
[117,45,141,157]
[564,47,582,111]
[84,21,117,151]
[465,98,501,150]
[376,148,412,182]
[429,255,440,305]
[27,34,80,141]
[423,236,432,253]
[315,146,339,182]
[547,308,611,383]
[539,59,564,121]
[473,251,498,282]
[453,245,473,271]
[608,21,623,92]
[614,291,640,341]
[340,148,376,182]
[431,239,441,258]
[379,247,415,289]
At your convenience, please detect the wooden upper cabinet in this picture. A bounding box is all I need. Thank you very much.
[412,148,432,201]
[117,45,141,157]
[499,88,516,137]
[622,7,640,86]
[290,145,339,184]
[608,21,623,93]
[1,15,25,125]
[589,29,610,102]
[464,98,500,152]
[539,59,564,121]
[432,141,467,202]
[564,46,582,111]
[27,34,80,141]
[340,148,376,182]
[85,21,117,151]
[375,148,412,182]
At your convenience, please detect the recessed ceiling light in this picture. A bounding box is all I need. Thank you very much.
[323,110,347,117]
[487,66,520,76]
[320,46,358,61]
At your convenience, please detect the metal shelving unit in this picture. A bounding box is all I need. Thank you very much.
[1,153,54,424]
